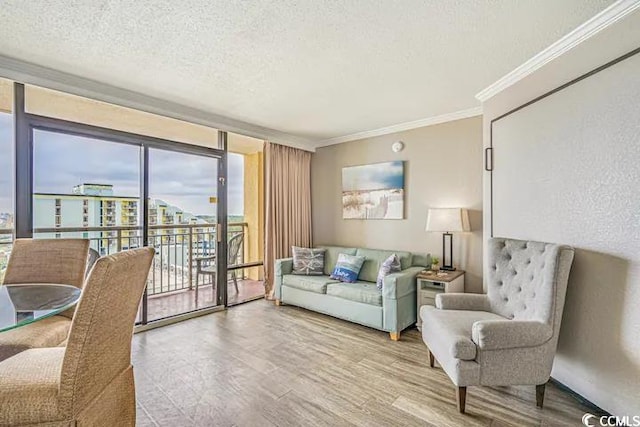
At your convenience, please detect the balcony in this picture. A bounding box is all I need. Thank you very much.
[0,223,264,321]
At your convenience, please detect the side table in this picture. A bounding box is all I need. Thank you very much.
[416,270,465,331]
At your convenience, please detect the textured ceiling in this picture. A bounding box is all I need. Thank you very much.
[0,0,614,146]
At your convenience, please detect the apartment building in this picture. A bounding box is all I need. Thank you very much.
[33,183,205,254]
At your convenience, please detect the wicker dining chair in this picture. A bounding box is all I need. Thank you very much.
[0,247,155,426]
[194,232,244,302]
[3,238,89,290]
[85,248,100,278]
[0,238,90,362]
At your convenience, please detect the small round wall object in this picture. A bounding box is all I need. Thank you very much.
[392,141,404,153]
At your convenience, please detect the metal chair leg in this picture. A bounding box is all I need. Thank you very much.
[232,271,239,294]
[194,272,199,306]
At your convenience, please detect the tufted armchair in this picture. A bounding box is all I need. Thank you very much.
[420,237,574,413]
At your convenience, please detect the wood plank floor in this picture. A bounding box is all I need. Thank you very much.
[132,300,598,426]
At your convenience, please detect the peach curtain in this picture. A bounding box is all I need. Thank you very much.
[264,142,312,298]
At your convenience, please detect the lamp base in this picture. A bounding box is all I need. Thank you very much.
[441,266,457,271]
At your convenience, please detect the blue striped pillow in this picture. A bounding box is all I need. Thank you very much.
[330,253,366,283]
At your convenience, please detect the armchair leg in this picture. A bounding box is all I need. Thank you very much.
[389,332,400,341]
[536,383,546,408]
[428,349,435,368]
[456,386,467,414]
[275,299,282,306]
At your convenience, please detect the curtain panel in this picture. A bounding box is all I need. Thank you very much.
[264,142,312,297]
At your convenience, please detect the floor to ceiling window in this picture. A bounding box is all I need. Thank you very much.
[2,80,265,324]
[0,79,14,283]
[10,82,238,326]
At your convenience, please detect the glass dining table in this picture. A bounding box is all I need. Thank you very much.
[0,284,81,332]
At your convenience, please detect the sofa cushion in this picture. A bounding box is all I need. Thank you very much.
[317,246,358,276]
[355,248,412,282]
[420,306,505,361]
[291,246,326,275]
[326,281,382,306]
[282,275,339,294]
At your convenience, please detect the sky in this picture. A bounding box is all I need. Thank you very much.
[0,113,244,217]
[342,160,404,192]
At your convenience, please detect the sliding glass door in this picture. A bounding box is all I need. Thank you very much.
[14,83,229,326]
[147,148,221,321]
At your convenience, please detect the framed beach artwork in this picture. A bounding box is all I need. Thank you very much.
[342,161,405,219]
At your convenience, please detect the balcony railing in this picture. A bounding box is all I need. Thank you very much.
[0,223,254,297]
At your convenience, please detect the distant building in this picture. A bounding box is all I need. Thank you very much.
[33,183,209,255]
[0,212,13,230]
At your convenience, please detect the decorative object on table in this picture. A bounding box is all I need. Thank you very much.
[342,161,404,220]
[376,253,402,289]
[430,256,440,271]
[330,253,366,283]
[291,246,326,275]
[425,208,470,271]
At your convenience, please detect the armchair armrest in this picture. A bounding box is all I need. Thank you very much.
[382,267,423,299]
[436,293,489,311]
[472,320,553,351]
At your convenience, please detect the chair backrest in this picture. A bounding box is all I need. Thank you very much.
[487,238,574,327]
[3,238,89,288]
[228,232,244,266]
[85,248,100,278]
[58,247,154,416]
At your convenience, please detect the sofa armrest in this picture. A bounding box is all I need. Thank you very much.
[274,258,293,300]
[472,320,553,351]
[436,293,489,311]
[275,257,293,276]
[382,267,423,299]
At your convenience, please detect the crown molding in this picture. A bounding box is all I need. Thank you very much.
[475,0,640,103]
[314,106,482,148]
[0,55,316,152]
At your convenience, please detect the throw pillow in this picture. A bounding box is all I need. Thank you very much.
[376,253,402,290]
[291,246,326,275]
[330,253,366,283]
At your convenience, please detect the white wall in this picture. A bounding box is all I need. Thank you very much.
[482,12,640,415]
[312,117,484,293]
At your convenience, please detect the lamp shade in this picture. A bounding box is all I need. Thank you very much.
[425,208,470,232]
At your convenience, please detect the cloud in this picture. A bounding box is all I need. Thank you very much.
[342,161,404,192]
[0,115,246,216]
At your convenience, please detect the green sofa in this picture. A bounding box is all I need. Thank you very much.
[274,245,429,340]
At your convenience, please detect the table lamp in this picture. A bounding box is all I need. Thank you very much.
[425,208,470,271]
